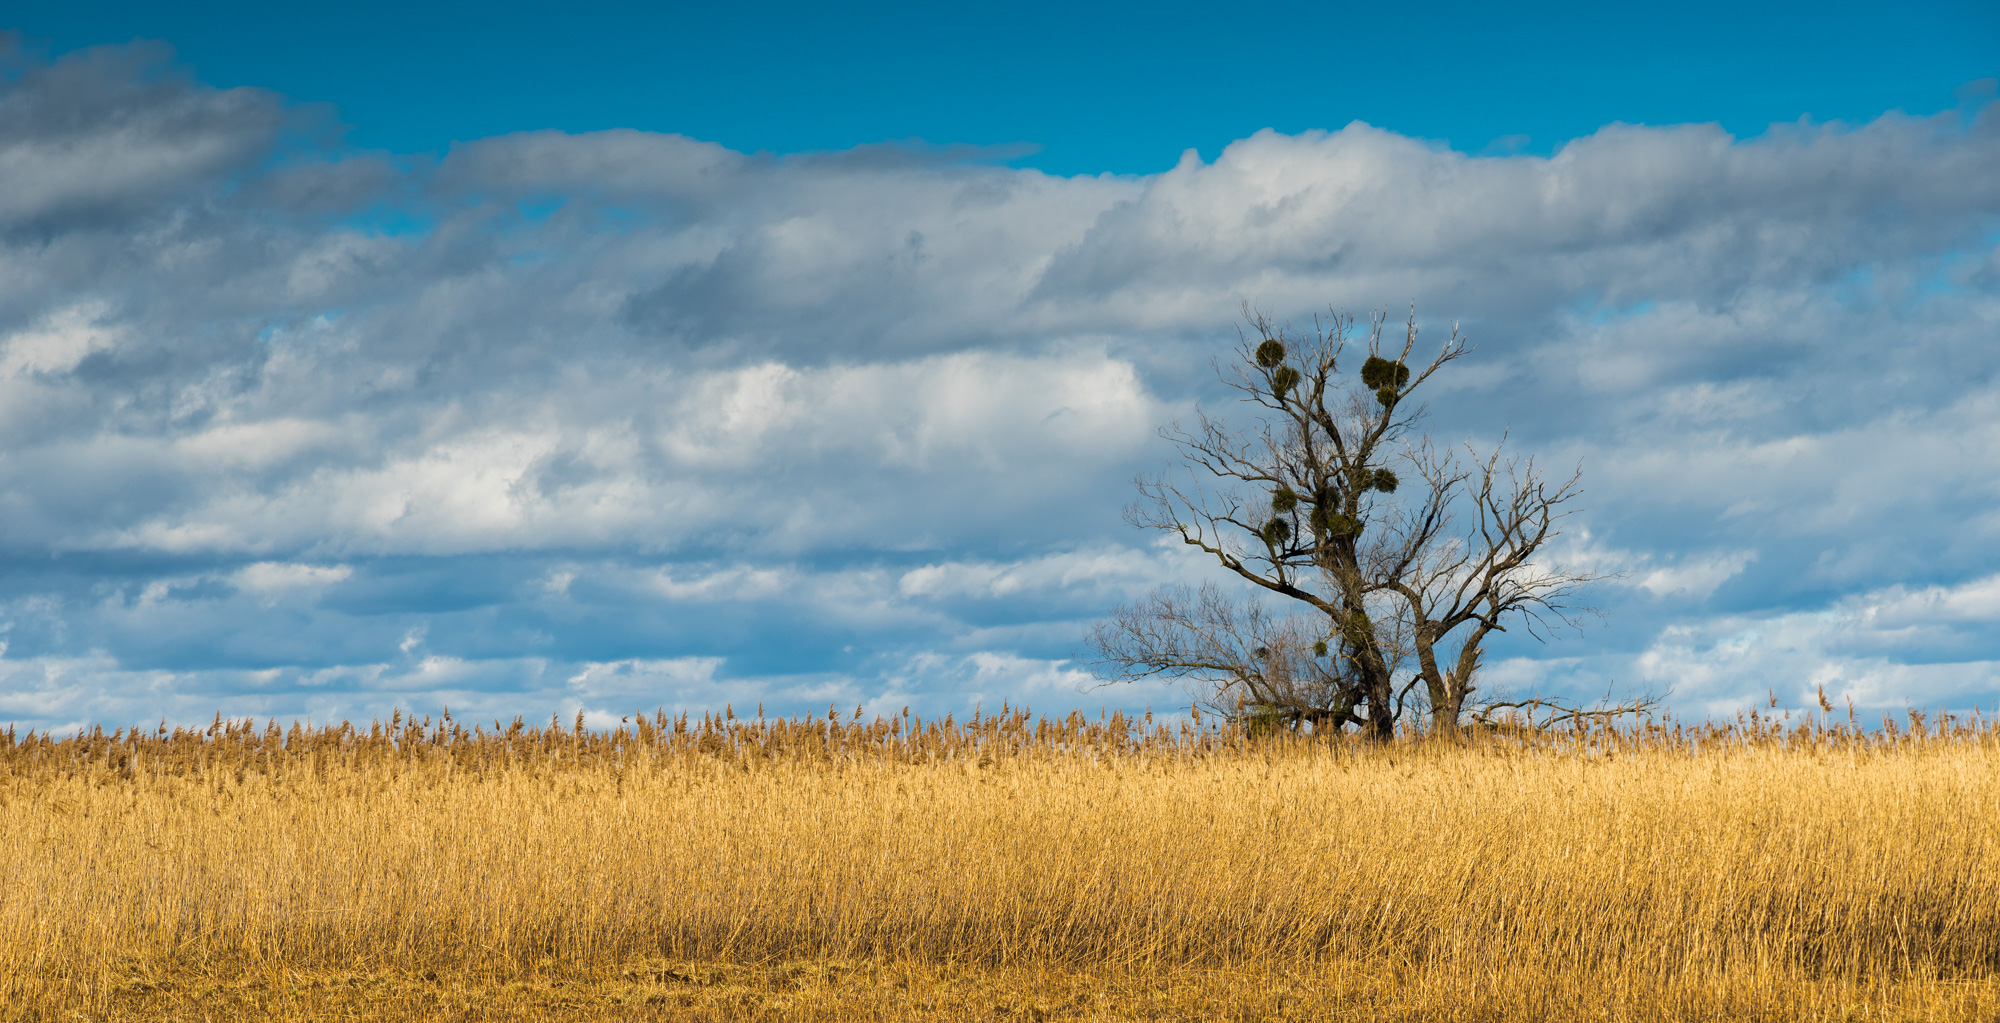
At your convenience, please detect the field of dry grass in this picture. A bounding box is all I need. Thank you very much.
[6,705,2000,1021]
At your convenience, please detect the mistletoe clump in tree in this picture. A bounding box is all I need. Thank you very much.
[1090,307,1631,740]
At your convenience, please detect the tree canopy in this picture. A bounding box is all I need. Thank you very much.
[1090,307,1632,739]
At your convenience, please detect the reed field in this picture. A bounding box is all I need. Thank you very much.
[6,704,2000,1021]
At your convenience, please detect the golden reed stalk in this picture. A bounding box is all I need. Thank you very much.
[5,705,2000,1020]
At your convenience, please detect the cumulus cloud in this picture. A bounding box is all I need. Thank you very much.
[234,561,353,592]
[1,41,1997,731]
[1630,572,2000,719]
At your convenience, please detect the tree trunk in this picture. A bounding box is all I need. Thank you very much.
[1430,686,1467,736]
[1362,688,1397,740]
[1359,655,1398,741]
[1409,622,1467,738]
[1431,628,1489,737]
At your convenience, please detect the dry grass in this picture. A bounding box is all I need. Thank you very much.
[6,705,2000,1021]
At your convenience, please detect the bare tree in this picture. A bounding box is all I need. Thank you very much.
[1089,306,1626,740]
[1378,440,1610,731]
[1088,582,1414,733]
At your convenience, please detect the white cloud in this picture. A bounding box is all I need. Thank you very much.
[1,302,118,377]
[898,546,1174,600]
[651,566,791,602]
[61,349,1164,559]
[1635,552,1758,600]
[1624,573,2000,716]
[234,562,353,591]
[1854,574,2000,627]
[1546,532,1757,601]
[1,43,1998,730]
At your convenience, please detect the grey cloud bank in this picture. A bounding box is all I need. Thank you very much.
[2,41,1998,733]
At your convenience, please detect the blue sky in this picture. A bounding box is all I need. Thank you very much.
[0,6,1997,733]
[16,1,1999,172]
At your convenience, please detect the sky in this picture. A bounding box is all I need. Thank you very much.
[0,4,1997,734]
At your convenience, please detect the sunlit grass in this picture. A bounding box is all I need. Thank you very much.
[6,706,2000,1020]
